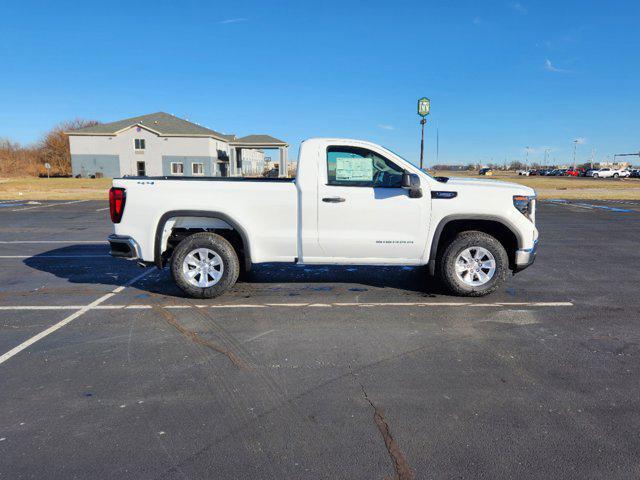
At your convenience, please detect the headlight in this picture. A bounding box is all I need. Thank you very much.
[513,195,535,222]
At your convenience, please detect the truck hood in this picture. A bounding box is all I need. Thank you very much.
[439,177,536,196]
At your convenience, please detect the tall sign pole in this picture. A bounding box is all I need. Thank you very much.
[418,97,430,169]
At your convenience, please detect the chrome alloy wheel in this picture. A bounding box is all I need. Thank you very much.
[182,248,224,288]
[454,246,496,287]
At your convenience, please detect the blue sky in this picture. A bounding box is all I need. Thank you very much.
[1,0,639,165]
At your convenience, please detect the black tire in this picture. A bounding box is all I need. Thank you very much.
[437,231,509,297]
[613,173,619,178]
[171,232,239,299]
[593,173,599,178]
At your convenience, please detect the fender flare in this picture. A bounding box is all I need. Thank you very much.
[428,214,524,275]
[154,210,252,271]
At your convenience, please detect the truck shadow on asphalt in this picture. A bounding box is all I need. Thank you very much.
[23,245,446,298]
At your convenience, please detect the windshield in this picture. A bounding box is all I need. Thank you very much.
[382,146,435,179]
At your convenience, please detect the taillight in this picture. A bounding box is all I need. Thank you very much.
[109,187,126,223]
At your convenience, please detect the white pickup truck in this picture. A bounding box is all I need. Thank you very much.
[589,168,630,178]
[108,138,538,297]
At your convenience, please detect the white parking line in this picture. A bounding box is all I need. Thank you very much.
[0,255,110,259]
[95,207,109,212]
[0,270,152,366]
[10,200,88,212]
[0,301,574,311]
[0,240,106,244]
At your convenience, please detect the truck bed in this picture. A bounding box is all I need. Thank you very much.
[112,176,299,264]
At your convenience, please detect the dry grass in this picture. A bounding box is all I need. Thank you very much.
[1,173,639,201]
[434,170,640,200]
[0,177,111,200]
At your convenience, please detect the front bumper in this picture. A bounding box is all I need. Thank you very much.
[108,234,141,260]
[513,239,538,272]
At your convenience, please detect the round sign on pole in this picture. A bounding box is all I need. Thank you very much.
[44,162,51,170]
[418,97,430,117]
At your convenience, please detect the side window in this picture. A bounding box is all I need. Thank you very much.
[134,138,146,150]
[326,146,404,187]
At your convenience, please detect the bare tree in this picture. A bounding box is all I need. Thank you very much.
[39,119,99,175]
[0,139,40,176]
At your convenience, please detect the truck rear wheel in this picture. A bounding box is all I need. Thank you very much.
[171,232,239,299]
[437,231,508,297]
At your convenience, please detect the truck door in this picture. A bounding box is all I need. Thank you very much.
[315,145,430,263]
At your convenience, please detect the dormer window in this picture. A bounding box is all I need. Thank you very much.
[134,139,146,150]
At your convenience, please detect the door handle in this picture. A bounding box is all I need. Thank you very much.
[322,197,346,203]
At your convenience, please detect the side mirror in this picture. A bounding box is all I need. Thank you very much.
[401,172,422,198]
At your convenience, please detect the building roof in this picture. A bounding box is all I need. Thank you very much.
[231,134,288,147]
[67,112,236,141]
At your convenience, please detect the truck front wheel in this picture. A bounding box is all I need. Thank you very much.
[437,231,508,297]
[171,232,240,299]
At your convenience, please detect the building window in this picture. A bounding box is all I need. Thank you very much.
[192,163,204,175]
[170,162,184,175]
[134,139,146,150]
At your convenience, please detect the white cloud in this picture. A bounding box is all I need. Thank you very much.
[378,124,395,131]
[217,18,247,24]
[535,40,553,49]
[544,59,568,73]
[508,2,527,14]
[524,146,556,155]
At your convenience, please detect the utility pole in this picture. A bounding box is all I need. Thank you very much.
[417,98,430,169]
[572,139,579,170]
[525,146,530,168]
[544,148,550,165]
[436,124,439,165]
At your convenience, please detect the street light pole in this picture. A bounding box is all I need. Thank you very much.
[525,147,530,168]
[572,140,578,170]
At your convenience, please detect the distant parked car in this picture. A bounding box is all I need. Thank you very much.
[630,169,640,178]
[263,168,280,178]
[517,170,529,176]
[479,168,493,176]
[619,169,631,178]
[591,168,624,178]
[528,169,540,176]
[564,169,579,177]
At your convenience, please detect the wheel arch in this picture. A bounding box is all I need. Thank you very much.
[154,210,252,271]
[428,215,523,275]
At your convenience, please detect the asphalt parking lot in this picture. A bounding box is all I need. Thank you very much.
[1,199,639,479]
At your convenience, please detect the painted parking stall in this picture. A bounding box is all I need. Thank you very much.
[0,199,639,479]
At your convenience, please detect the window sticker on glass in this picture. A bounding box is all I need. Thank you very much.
[335,157,373,181]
